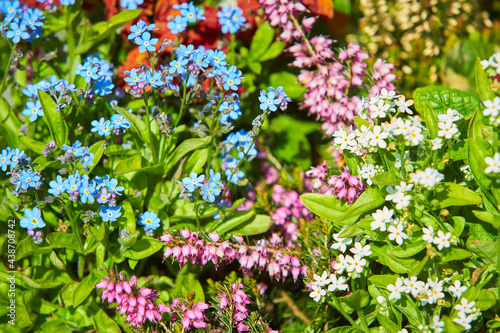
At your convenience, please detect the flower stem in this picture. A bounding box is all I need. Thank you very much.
[0,43,17,95]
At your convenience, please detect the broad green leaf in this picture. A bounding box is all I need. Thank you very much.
[16,237,52,259]
[431,182,482,209]
[165,137,211,173]
[393,295,423,327]
[73,270,107,307]
[384,254,415,274]
[475,58,496,101]
[46,232,83,253]
[117,231,140,249]
[441,248,471,262]
[377,314,400,333]
[248,61,262,74]
[49,251,66,270]
[300,193,348,221]
[339,290,369,311]
[228,214,273,236]
[333,188,385,226]
[413,85,482,116]
[123,238,163,260]
[150,193,170,210]
[115,155,164,175]
[89,223,106,242]
[369,275,397,289]
[18,135,45,155]
[214,210,256,234]
[371,171,400,186]
[112,105,150,144]
[172,271,205,302]
[442,316,463,333]
[391,241,426,258]
[183,148,208,174]
[93,309,121,333]
[475,289,496,310]
[472,210,500,229]
[354,116,371,129]
[268,71,306,99]
[451,216,466,238]
[468,239,497,265]
[0,97,21,148]
[38,90,67,147]
[249,22,274,60]
[326,327,363,333]
[409,255,429,276]
[38,320,71,333]
[421,103,439,139]
[260,40,286,61]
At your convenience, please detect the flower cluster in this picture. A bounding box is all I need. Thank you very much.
[96,272,169,328]
[482,96,500,126]
[0,4,44,44]
[309,271,348,302]
[258,86,291,112]
[168,2,205,35]
[259,0,312,42]
[422,226,454,251]
[181,170,224,203]
[213,283,252,332]
[0,147,42,195]
[161,230,306,281]
[217,6,246,35]
[166,297,209,330]
[221,130,255,185]
[120,0,144,10]
[74,56,114,96]
[91,113,130,136]
[453,298,481,330]
[331,234,371,275]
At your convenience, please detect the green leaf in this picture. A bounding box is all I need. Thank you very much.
[376,314,400,333]
[468,240,497,265]
[0,97,21,148]
[354,116,371,129]
[249,22,274,60]
[248,61,262,74]
[333,188,385,226]
[413,85,482,116]
[49,251,66,270]
[228,214,273,235]
[89,224,106,242]
[421,103,439,139]
[268,71,306,99]
[46,232,83,253]
[93,309,121,333]
[334,0,351,14]
[18,135,45,155]
[259,40,286,61]
[339,290,370,312]
[431,182,482,209]
[38,320,72,333]
[165,137,211,173]
[114,155,164,175]
[472,210,500,229]
[326,327,363,333]
[369,275,397,289]
[475,289,496,310]
[300,193,348,221]
[213,210,256,234]
[16,237,52,259]
[475,58,496,101]
[38,90,67,147]
[441,248,471,262]
[393,295,423,327]
[112,105,150,144]
[117,231,140,249]
[391,241,427,258]
[384,254,416,274]
[371,171,400,186]
[123,238,163,260]
[73,270,107,307]
[442,316,463,333]
[183,148,208,175]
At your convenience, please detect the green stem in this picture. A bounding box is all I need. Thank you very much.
[357,310,370,332]
[65,6,76,83]
[173,72,191,128]
[0,43,17,95]
[143,93,158,164]
[205,93,225,179]
[331,296,357,327]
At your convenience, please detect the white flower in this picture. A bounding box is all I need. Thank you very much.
[358,164,376,185]
[433,230,452,250]
[309,284,326,302]
[395,181,413,192]
[455,298,476,314]
[350,243,372,257]
[409,168,444,189]
[422,226,434,243]
[387,277,405,300]
[388,224,408,245]
[357,97,366,113]
[403,276,425,298]
[370,100,391,118]
[430,315,445,333]
[367,126,389,148]
[334,129,357,150]
[448,280,467,298]
[379,88,398,99]
[481,58,491,69]
[371,206,394,231]
[392,119,412,136]
[331,231,353,253]
[437,108,460,122]
[452,311,473,330]
[394,95,413,114]
[328,274,348,292]
[312,271,330,286]
[485,153,500,174]
[405,126,424,145]
[483,97,500,117]
[425,278,445,304]
[392,191,411,210]
[431,138,443,150]
[437,120,459,139]
[334,254,349,274]
[346,254,366,273]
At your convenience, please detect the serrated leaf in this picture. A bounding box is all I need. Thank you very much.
[413,85,482,116]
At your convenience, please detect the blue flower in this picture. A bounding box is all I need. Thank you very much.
[21,100,43,122]
[0,148,11,172]
[99,205,122,222]
[222,73,241,91]
[146,70,164,88]
[20,207,45,230]
[182,172,205,192]
[110,114,131,130]
[6,22,29,43]
[124,69,146,86]
[96,188,111,203]
[17,170,39,190]
[62,140,82,156]
[81,65,100,83]
[193,52,209,71]
[209,169,224,187]
[104,177,124,195]
[93,79,114,96]
[138,211,161,230]
[60,0,76,5]
[65,174,81,194]
[91,117,112,136]
[207,49,227,69]
[21,9,44,30]
[134,31,158,53]
[79,181,95,204]
[168,57,188,75]
[48,175,66,197]
[128,20,148,40]
[167,16,187,34]
[258,91,282,112]
[202,181,221,203]
[80,152,94,168]
[120,0,144,10]
[180,3,204,23]
[218,6,246,34]
[9,148,25,169]
[176,44,195,59]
